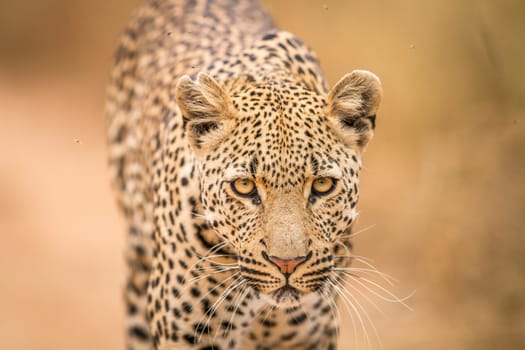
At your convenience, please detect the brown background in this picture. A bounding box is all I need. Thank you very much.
[1,0,524,349]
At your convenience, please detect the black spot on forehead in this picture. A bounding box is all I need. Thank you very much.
[233,80,325,111]
[220,82,350,188]
[249,156,259,178]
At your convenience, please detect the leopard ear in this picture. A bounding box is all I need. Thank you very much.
[326,70,382,150]
[175,73,235,153]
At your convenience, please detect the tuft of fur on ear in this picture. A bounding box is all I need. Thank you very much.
[175,73,235,153]
[326,70,382,150]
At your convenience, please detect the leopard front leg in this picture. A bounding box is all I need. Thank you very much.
[110,135,156,350]
[124,222,154,350]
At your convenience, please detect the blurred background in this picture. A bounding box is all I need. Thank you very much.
[0,0,524,349]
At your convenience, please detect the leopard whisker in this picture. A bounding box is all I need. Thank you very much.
[334,271,387,318]
[342,272,414,310]
[195,275,246,343]
[317,287,343,345]
[332,273,384,350]
[339,223,377,240]
[261,304,276,325]
[211,279,248,342]
[333,267,397,286]
[218,284,250,341]
[200,238,229,255]
[336,256,398,287]
[329,275,373,350]
[192,264,238,273]
[192,260,239,270]
[191,211,210,220]
[188,271,240,305]
[187,252,236,277]
[186,240,231,275]
[193,263,239,271]
[189,266,240,283]
[334,253,375,263]
[333,240,353,265]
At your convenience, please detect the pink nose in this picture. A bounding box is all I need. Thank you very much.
[267,255,308,275]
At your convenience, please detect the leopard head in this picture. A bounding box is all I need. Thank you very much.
[175,71,382,305]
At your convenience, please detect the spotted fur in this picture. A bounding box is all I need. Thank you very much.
[107,0,382,349]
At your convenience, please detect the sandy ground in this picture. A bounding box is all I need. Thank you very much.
[0,0,524,349]
[0,78,125,349]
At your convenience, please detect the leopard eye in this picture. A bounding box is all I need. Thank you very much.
[231,178,257,197]
[311,177,336,196]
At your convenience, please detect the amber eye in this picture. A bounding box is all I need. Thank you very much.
[311,177,336,195]
[231,178,257,197]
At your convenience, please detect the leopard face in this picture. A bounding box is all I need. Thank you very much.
[176,71,382,306]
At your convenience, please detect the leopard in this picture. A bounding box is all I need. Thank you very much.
[106,0,382,349]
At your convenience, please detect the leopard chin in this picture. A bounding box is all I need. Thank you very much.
[259,286,318,307]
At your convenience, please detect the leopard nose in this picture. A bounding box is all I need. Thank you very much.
[262,252,312,275]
